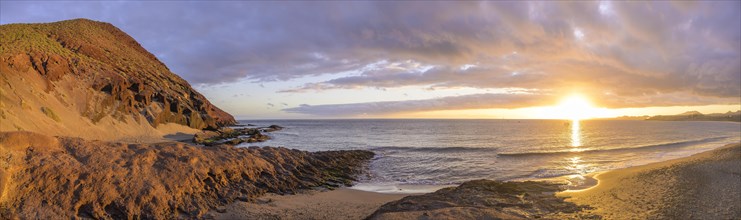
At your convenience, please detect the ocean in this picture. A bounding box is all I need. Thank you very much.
[236,119,740,192]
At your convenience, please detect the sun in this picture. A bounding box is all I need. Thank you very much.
[556,94,599,120]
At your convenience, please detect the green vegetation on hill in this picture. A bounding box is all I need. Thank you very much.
[0,19,235,130]
[40,107,61,122]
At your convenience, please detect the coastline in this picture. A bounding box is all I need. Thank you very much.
[558,143,741,219]
[211,142,741,219]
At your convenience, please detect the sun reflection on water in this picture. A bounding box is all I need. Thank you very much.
[567,156,588,175]
[571,119,581,147]
[567,120,588,175]
[563,119,593,189]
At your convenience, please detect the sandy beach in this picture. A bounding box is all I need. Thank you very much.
[211,188,410,220]
[206,143,741,219]
[560,143,741,219]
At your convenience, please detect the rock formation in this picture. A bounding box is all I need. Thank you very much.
[367,179,596,219]
[0,19,380,220]
[0,19,235,138]
[0,131,374,219]
[193,126,280,146]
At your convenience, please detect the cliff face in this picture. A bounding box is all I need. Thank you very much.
[0,19,235,136]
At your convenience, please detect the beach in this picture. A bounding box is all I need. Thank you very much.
[559,143,741,219]
[211,188,409,220]
[208,143,741,219]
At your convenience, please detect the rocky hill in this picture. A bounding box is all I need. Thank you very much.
[0,19,382,219]
[0,19,235,139]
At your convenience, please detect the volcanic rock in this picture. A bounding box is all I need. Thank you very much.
[261,125,284,132]
[193,127,276,146]
[194,130,220,144]
[0,131,374,219]
[367,179,597,219]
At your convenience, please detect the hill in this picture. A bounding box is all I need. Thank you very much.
[0,19,376,219]
[0,19,235,140]
[646,110,741,122]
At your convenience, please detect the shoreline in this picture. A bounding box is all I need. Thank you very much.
[210,142,741,219]
[289,140,734,197]
[558,143,741,219]
[352,140,740,194]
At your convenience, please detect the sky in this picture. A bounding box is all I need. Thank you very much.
[2,1,740,119]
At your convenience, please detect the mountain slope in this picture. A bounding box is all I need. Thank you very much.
[0,19,235,139]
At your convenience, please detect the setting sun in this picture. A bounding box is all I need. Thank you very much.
[555,94,604,120]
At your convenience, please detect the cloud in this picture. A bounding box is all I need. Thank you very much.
[284,93,553,116]
[284,91,738,117]
[2,1,739,111]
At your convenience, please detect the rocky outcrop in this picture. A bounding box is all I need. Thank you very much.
[0,131,374,219]
[260,125,284,132]
[0,19,235,132]
[367,179,597,219]
[193,127,275,146]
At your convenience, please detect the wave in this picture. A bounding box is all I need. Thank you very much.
[497,136,729,157]
[371,146,496,153]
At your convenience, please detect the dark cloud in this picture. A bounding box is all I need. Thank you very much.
[2,1,739,111]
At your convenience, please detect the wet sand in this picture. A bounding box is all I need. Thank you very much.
[559,143,741,219]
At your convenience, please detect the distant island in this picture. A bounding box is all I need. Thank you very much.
[607,110,741,122]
